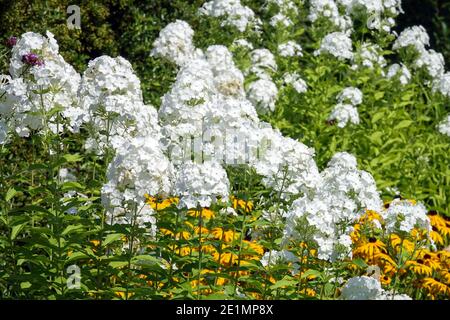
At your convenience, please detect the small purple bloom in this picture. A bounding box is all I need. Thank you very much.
[6,36,17,47]
[22,53,44,67]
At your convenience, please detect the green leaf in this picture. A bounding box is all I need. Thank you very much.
[374,91,384,101]
[204,293,230,300]
[63,153,83,163]
[102,233,124,247]
[368,132,383,146]
[20,282,32,289]
[270,277,297,290]
[371,112,385,123]
[131,255,161,267]
[48,106,64,118]
[394,120,413,130]
[301,269,322,280]
[61,181,84,191]
[351,258,368,269]
[61,224,84,236]
[66,252,89,263]
[109,261,128,269]
[5,188,17,202]
[11,223,28,240]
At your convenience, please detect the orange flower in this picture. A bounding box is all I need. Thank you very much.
[354,237,386,258]
[405,260,433,276]
[217,251,239,266]
[380,274,392,285]
[159,228,174,236]
[428,212,450,237]
[115,291,135,299]
[390,234,415,253]
[421,278,449,296]
[90,239,101,247]
[188,208,215,219]
[175,231,191,240]
[231,196,254,213]
[145,194,178,210]
[243,240,264,257]
[211,228,238,242]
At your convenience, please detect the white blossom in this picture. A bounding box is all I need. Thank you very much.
[283,73,307,94]
[278,41,303,57]
[101,135,173,229]
[315,32,353,60]
[393,25,430,52]
[174,160,230,208]
[433,72,450,97]
[438,114,450,137]
[200,0,259,32]
[247,79,278,113]
[337,87,363,105]
[381,199,431,235]
[151,20,199,66]
[284,152,382,261]
[387,63,412,85]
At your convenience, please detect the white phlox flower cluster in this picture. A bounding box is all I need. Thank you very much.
[315,31,354,60]
[101,135,173,229]
[0,31,80,143]
[278,41,303,58]
[308,0,353,31]
[245,48,279,113]
[381,199,431,235]
[247,79,279,113]
[199,0,261,32]
[340,276,412,300]
[328,87,362,127]
[343,0,401,31]
[433,72,450,98]
[283,152,383,261]
[157,45,258,165]
[414,49,445,80]
[393,25,430,52]
[150,20,200,67]
[393,26,446,82]
[328,103,360,128]
[352,42,387,70]
[437,114,450,137]
[267,0,299,28]
[253,126,321,198]
[337,87,363,105]
[283,73,308,94]
[249,48,278,78]
[174,160,230,208]
[386,63,412,85]
[77,55,161,154]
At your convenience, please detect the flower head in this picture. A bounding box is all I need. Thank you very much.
[21,52,44,66]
